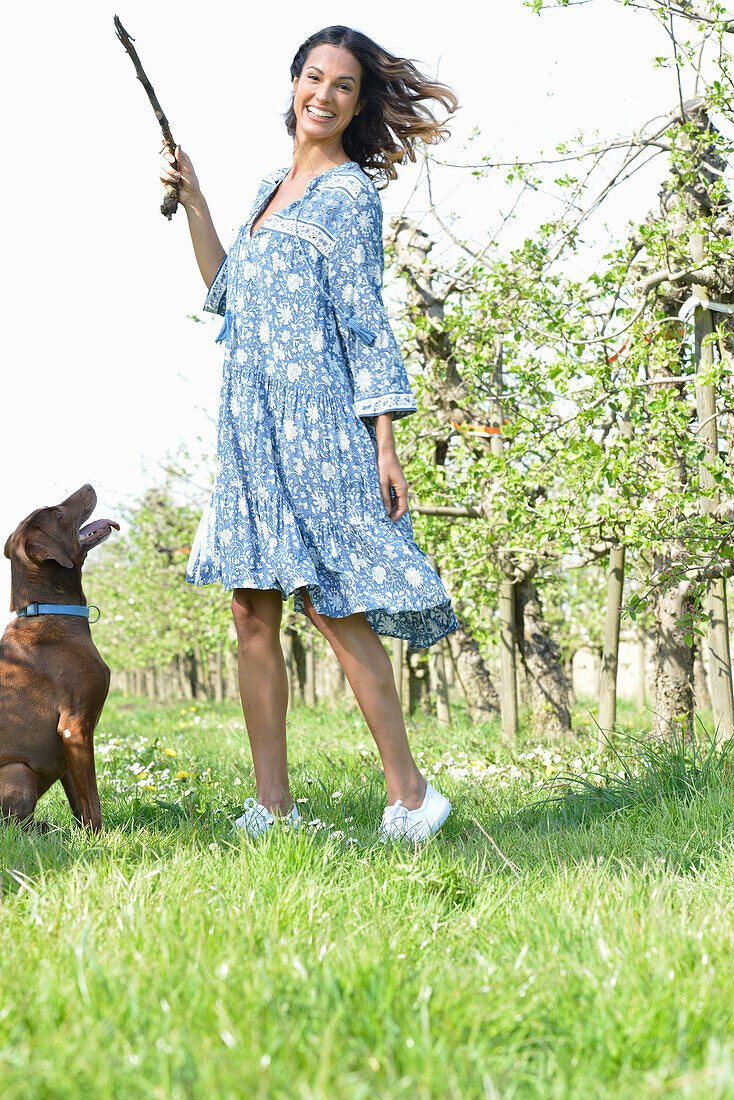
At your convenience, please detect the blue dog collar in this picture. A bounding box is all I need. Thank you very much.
[16,603,101,624]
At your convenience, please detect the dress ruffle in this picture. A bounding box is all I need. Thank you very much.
[187,362,458,647]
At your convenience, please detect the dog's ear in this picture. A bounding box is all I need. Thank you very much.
[3,534,11,560]
[23,527,74,569]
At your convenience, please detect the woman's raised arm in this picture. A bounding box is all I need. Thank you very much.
[159,142,226,288]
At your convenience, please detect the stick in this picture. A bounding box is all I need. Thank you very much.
[113,15,179,220]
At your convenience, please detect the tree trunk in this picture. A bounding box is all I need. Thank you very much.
[177,654,193,700]
[224,645,239,700]
[192,644,205,699]
[407,647,432,715]
[598,546,625,735]
[444,623,500,725]
[291,629,307,702]
[515,578,571,737]
[650,559,694,742]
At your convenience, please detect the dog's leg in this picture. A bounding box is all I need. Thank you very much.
[60,771,84,823]
[57,714,102,832]
[0,763,39,827]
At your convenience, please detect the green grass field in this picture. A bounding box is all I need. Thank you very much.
[1,693,733,1099]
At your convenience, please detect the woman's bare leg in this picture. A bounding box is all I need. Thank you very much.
[300,588,426,809]
[231,588,293,815]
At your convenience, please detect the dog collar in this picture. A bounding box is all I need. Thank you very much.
[15,603,101,624]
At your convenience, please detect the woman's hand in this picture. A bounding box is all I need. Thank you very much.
[159,141,202,209]
[377,446,410,522]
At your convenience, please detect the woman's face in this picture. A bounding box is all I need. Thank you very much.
[292,44,362,151]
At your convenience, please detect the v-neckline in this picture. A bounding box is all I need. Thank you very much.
[249,161,357,239]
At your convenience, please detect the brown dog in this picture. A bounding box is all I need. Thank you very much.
[1,484,119,832]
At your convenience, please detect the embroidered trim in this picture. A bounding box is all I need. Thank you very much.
[204,255,228,316]
[354,392,417,420]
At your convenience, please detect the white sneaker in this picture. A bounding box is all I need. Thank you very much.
[378,781,451,844]
[234,798,301,838]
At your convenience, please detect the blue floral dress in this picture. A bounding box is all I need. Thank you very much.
[187,160,459,648]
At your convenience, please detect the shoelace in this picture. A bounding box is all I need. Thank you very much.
[382,799,411,833]
[243,798,274,823]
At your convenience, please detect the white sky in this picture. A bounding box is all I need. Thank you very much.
[1,0,681,621]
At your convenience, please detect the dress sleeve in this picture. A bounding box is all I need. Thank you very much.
[203,255,228,317]
[326,188,417,422]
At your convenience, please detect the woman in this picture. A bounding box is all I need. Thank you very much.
[160,25,460,842]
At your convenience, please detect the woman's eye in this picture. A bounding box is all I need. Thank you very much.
[56,509,63,518]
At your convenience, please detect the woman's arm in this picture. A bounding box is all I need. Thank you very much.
[159,143,226,288]
[374,413,409,523]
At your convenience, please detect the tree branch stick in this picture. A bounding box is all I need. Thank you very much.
[113,15,179,220]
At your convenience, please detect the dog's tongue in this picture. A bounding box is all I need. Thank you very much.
[79,519,120,544]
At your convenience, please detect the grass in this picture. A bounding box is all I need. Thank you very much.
[1,693,734,1098]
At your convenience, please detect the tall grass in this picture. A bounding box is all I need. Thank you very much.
[1,694,733,1099]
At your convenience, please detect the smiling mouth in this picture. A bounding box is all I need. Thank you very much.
[306,105,335,120]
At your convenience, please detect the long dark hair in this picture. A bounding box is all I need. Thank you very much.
[283,26,459,190]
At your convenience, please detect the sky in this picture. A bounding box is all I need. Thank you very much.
[0,0,684,621]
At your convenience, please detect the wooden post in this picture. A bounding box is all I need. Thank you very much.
[692,232,734,745]
[497,579,518,739]
[428,639,452,726]
[392,637,405,707]
[305,629,316,707]
[598,546,625,734]
[214,643,224,704]
[598,413,632,737]
[282,629,296,712]
[636,626,646,711]
[489,350,518,740]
